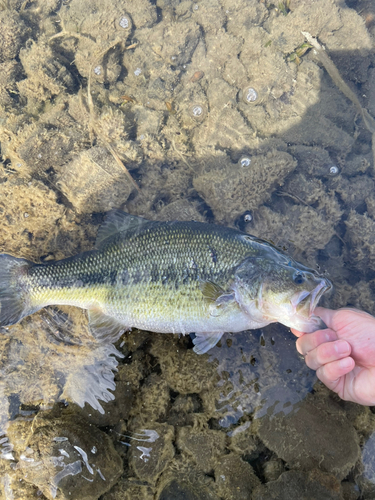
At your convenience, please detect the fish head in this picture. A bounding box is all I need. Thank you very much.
[233,256,332,332]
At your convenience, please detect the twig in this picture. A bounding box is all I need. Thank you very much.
[302,31,375,166]
[86,41,141,193]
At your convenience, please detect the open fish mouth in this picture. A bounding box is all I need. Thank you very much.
[291,278,332,317]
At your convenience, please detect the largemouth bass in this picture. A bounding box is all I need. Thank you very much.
[0,210,331,354]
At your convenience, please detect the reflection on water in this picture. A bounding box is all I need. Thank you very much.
[0,0,375,497]
[208,325,316,428]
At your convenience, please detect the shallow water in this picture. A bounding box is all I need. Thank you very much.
[1,0,375,498]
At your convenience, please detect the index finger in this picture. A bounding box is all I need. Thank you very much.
[291,328,305,338]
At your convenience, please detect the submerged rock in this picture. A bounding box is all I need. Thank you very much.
[345,212,375,272]
[128,423,175,484]
[8,413,123,500]
[156,458,220,500]
[252,469,343,500]
[57,147,134,213]
[255,393,360,480]
[193,150,296,224]
[214,453,260,499]
[176,427,225,474]
[0,11,29,63]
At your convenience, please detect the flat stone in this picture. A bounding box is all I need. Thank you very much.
[255,394,360,479]
[252,469,343,500]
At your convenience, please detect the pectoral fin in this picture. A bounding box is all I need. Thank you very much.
[88,307,128,342]
[192,331,224,354]
[200,281,227,301]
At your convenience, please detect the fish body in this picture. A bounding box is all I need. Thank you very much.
[0,211,331,354]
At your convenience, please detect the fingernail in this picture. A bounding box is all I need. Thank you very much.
[335,340,350,355]
[339,357,353,370]
[324,330,336,342]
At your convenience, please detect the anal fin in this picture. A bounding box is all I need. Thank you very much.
[192,331,224,355]
[88,307,128,343]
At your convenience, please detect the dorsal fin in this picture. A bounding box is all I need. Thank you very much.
[95,210,149,249]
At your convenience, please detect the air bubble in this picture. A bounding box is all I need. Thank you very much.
[94,66,101,75]
[189,103,207,121]
[328,165,339,176]
[119,16,129,29]
[240,156,251,167]
[242,86,259,104]
[192,105,203,117]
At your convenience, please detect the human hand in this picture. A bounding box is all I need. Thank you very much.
[291,307,375,406]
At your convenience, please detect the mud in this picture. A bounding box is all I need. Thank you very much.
[1,0,375,498]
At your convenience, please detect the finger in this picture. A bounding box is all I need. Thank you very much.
[314,307,337,329]
[290,328,305,338]
[304,339,351,370]
[295,328,338,356]
[315,357,355,390]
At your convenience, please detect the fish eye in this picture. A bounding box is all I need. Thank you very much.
[293,272,305,285]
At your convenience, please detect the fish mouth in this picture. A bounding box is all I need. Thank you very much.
[291,278,332,317]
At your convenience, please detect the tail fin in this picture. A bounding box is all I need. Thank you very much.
[0,254,33,327]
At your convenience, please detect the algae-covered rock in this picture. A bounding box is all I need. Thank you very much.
[265,0,343,55]
[0,11,29,63]
[252,469,343,500]
[214,453,260,499]
[331,175,374,211]
[193,77,254,151]
[4,109,86,176]
[100,478,154,500]
[225,1,268,38]
[191,0,226,33]
[57,0,155,80]
[0,60,21,110]
[366,194,375,219]
[18,38,75,107]
[251,204,340,256]
[255,393,360,479]
[128,373,170,426]
[356,431,375,499]
[9,413,123,500]
[56,146,134,213]
[154,199,206,222]
[149,334,220,394]
[156,458,220,500]
[291,145,336,178]
[147,18,200,67]
[128,423,175,484]
[193,150,296,224]
[345,211,375,271]
[0,176,65,260]
[176,427,225,474]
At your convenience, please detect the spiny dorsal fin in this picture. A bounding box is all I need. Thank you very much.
[200,281,226,302]
[95,210,150,249]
